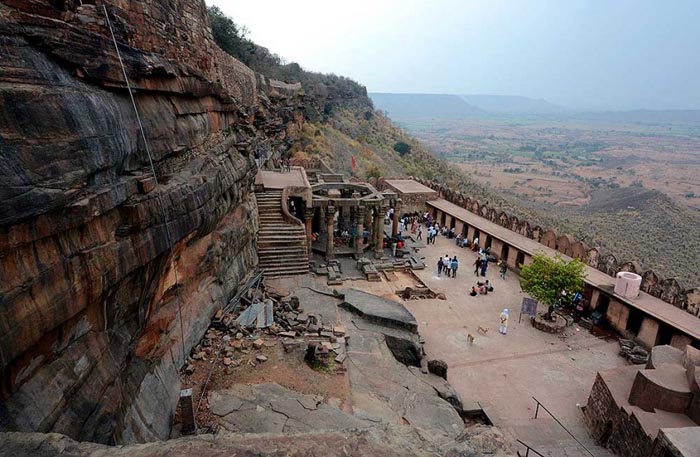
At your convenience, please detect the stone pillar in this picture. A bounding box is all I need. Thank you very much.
[390,200,400,237]
[326,205,336,261]
[354,206,365,260]
[337,206,345,232]
[637,316,659,348]
[374,206,385,259]
[454,220,464,238]
[365,205,373,232]
[467,225,477,243]
[304,207,314,256]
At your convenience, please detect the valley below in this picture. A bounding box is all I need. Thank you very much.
[382,113,700,285]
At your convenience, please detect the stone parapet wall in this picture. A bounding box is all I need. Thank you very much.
[412,178,700,318]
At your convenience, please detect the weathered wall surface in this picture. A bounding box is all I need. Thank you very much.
[412,178,700,317]
[584,373,656,457]
[0,0,302,444]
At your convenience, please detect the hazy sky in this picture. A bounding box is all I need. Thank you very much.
[208,0,700,110]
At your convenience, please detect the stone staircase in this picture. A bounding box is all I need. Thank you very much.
[255,189,309,277]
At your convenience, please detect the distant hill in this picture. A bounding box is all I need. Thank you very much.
[460,94,567,114]
[369,93,484,119]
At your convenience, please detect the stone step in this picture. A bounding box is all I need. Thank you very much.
[259,233,305,239]
[259,222,304,228]
[258,240,308,247]
[258,233,307,239]
[261,267,309,277]
[259,260,309,269]
[259,228,306,235]
[258,248,308,256]
[258,249,308,259]
[257,218,286,223]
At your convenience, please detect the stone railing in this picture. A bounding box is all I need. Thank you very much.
[412,177,700,317]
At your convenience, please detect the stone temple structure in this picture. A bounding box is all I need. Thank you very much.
[584,344,700,456]
[309,175,391,261]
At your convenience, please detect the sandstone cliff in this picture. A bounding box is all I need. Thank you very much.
[0,0,303,444]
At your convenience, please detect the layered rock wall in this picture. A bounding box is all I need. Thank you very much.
[0,0,302,444]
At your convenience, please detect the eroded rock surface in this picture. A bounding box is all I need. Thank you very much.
[209,383,370,433]
[0,424,515,457]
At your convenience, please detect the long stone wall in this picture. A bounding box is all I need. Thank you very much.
[0,0,304,445]
[412,178,700,318]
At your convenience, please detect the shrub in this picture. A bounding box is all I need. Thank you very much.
[393,141,411,156]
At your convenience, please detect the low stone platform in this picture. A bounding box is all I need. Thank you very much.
[531,314,566,334]
[340,288,419,333]
[255,167,309,190]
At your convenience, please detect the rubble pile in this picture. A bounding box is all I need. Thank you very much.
[182,281,348,382]
[618,338,650,364]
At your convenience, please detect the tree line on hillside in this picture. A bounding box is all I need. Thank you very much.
[208,6,370,114]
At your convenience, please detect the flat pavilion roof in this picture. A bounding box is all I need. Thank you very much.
[255,168,309,190]
[428,198,700,340]
[384,179,438,195]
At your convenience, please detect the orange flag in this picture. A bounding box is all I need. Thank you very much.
[351,155,357,170]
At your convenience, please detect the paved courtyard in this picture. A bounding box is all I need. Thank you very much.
[403,234,625,456]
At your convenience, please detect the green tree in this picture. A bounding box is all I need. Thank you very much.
[393,141,411,156]
[519,253,585,307]
[208,6,250,62]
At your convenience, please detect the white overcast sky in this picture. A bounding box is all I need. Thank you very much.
[207,0,700,110]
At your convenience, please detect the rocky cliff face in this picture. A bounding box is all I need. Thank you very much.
[0,0,303,444]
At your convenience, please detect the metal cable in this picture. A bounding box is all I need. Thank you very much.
[103,5,187,360]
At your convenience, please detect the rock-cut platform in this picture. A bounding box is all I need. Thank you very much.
[339,288,419,333]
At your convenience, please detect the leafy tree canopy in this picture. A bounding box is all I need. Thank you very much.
[393,141,411,156]
[519,253,585,306]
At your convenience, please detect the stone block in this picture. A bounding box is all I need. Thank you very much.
[682,345,700,369]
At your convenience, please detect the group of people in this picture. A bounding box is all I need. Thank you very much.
[275,157,292,173]
[421,220,512,335]
[473,254,489,276]
[436,255,459,277]
[469,279,494,296]
[424,225,440,244]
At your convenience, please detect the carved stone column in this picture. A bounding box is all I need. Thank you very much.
[304,207,314,257]
[326,205,336,261]
[374,205,386,259]
[391,199,402,238]
[354,206,365,260]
